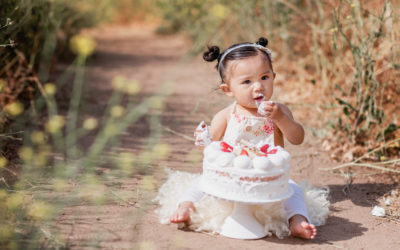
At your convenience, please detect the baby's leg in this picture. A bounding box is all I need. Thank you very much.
[283,180,317,239]
[169,179,205,223]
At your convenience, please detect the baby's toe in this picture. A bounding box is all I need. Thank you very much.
[301,221,317,230]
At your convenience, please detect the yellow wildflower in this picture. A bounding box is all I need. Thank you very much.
[70,34,96,57]
[30,130,45,144]
[83,117,98,130]
[111,76,126,91]
[152,143,171,160]
[5,102,23,116]
[45,115,65,134]
[0,156,7,168]
[19,147,33,161]
[6,193,24,210]
[211,4,229,19]
[140,175,157,191]
[28,201,54,220]
[110,105,125,118]
[125,80,141,95]
[118,152,135,174]
[44,83,56,95]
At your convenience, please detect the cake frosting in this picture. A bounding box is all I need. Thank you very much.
[200,140,293,203]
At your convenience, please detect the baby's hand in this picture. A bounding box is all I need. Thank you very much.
[258,101,284,121]
[194,121,212,147]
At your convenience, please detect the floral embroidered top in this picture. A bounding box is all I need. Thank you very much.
[223,102,275,147]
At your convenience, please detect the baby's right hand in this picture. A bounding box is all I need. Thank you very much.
[257,100,273,116]
[257,100,283,121]
[194,121,212,147]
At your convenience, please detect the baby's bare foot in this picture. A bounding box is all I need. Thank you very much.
[169,201,195,223]
[289,214,317,239]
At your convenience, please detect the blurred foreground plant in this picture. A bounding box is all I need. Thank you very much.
[0,34,171,248]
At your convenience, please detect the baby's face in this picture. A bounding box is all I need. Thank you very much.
[222,53,275,111]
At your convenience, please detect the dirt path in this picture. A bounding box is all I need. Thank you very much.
[57,24,400,249]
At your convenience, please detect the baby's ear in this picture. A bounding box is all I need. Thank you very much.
[220,83,233,96]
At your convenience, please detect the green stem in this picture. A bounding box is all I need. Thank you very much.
[66,55,86,160]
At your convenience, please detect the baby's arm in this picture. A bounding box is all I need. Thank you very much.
[263,102,304,145]
[210,107,230,141]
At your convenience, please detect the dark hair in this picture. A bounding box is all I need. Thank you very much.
[203,37,273,82]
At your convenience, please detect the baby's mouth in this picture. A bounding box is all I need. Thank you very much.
[254,96,264,102]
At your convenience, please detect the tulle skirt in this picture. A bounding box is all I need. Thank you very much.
[154,169,330,238]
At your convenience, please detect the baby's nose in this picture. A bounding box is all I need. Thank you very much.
[253,81,264,91]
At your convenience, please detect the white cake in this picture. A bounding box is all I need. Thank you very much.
[200,140,293,203]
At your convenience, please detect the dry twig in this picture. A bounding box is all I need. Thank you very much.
[161,125,195,142]
[321,138,400,173]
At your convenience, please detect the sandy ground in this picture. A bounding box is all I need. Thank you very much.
[55,24,400,249]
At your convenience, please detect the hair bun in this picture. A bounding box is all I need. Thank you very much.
[256,37,268,47]
[203,46,220,62]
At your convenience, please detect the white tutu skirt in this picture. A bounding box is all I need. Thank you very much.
[154,169,330,238]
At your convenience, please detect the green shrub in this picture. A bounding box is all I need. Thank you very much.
[0,0,110,80]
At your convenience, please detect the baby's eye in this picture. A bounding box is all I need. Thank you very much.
[242,80,251,84]
[261,75,269,80]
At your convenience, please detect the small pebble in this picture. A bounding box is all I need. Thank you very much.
[371,206,385,217]
[384,198,392,205]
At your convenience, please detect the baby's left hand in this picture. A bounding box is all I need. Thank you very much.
[194,121,212,147]
[259,101,284,121]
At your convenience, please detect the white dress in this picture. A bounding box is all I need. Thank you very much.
[154,103,330,238]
